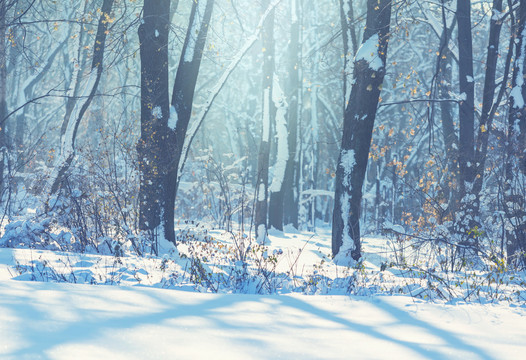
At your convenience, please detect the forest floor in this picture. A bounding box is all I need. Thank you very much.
[1,225,526,359]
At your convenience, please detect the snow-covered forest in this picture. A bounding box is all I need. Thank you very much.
[1,0,526,358]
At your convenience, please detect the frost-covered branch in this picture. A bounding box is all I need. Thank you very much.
[177,0,284,180]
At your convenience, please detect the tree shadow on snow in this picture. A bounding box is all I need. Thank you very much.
[0,281,495,359]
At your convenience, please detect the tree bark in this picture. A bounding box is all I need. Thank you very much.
[506,0,526,266]
[268,76,288,231]
[137,0,171,233]
[339,0,358,110]
[456,0,476,192]
[470,0,505,217]
[164,0,214,244]
[0,0,7,197]
[255,0,275,243]
[282,0,301,228]
[332,0,391,261]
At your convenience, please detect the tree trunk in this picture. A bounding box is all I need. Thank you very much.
[164,0,214,244]
[332,0,391,262]
[339,0,358,110]
[0,0,7,197]
[282,0,301,228]
[268,76,288,231]
[137,0,171,234]
[472,0,511,217]
[255,0,275,243]
[456,0,476,193]
[435,5,458,215]
[506,0,526,266]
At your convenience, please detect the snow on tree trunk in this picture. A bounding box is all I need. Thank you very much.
[332,0,391,263]
[255,0,275,244]
[163,0,214,245]
[268,75,288,231]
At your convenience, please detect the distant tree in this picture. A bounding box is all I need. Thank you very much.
[470,0,508,220]
[454,0,477,236]
[0,0,9,195]
[255,0,275,243]
[46,0,115,198]
[282,0,302,228]
[332,0,392,261]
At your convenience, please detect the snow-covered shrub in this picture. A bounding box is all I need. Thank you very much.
[0,218,72,250]
[176,149,253,231]
[41,131,141,255]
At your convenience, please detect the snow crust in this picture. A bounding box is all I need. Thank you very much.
[168,105,178,130]
[1,232,526,359]
[355,34,383,71]
[258,183,266,202]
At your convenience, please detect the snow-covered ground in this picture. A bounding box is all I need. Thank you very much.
[1,277,525,359]
[1,225,526,359]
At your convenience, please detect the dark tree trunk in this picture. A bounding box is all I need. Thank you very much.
[438,49,458,207]
[435,5,458,214]
[255,0,275,243]
[339,0,358,111]
[332,0,391,261]
[138,0,214,247]
[456,0,476,192]
[282,0,301,228]
[137,0,171,233]
[164,0,214,244]
[506,0,526,266]
[471,0,505,214]
[268,80,287,231]
[0,0,7,196]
